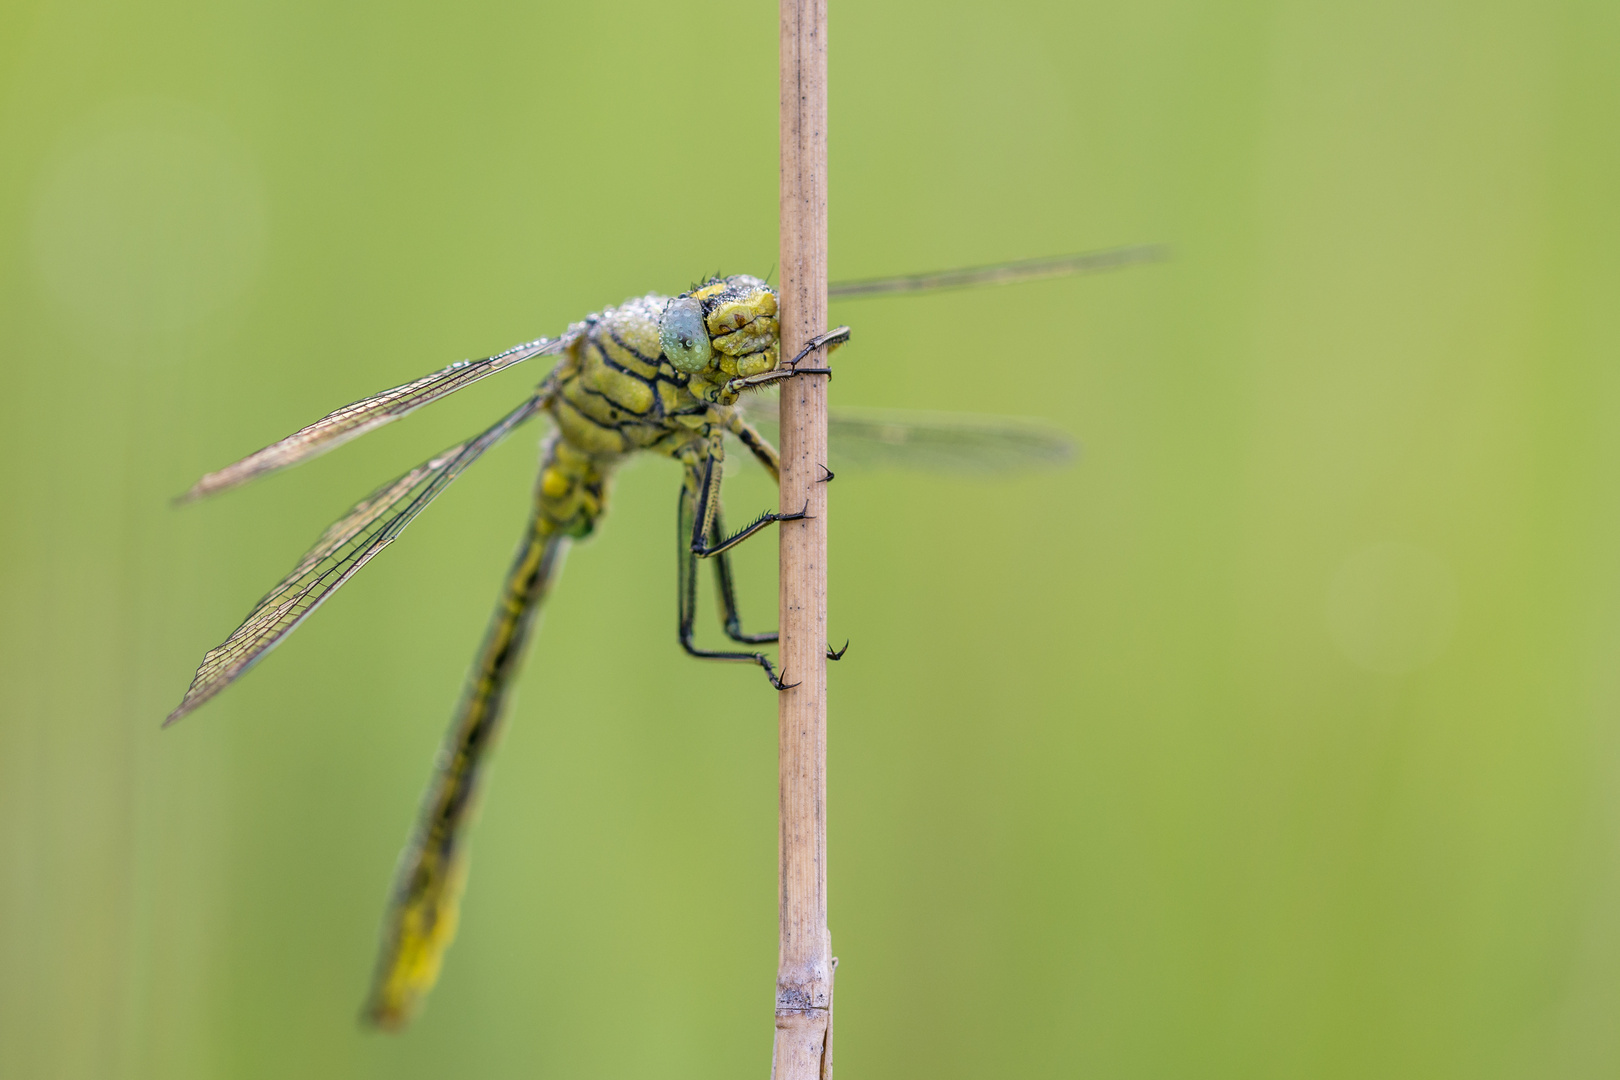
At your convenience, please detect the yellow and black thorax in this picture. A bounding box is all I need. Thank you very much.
[535,275,781,537]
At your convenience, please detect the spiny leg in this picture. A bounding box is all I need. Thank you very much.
[711,421,844,658]
[780,324,852,376]
[724,403,831,488]
[725,411,782,481]
[721,325,850,395]
[710,506,776,646]
[678,467,793,689]
[710,510,847,660]
[687,448,806,559]
[365,508,568,1030]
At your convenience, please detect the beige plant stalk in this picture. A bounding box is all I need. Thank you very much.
[773,0,834,1076]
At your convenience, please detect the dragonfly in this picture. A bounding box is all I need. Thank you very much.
[164,242,1162,1029]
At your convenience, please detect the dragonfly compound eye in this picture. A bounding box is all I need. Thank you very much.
[659,297,714,374]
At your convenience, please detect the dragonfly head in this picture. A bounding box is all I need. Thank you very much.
[660,275,780,379]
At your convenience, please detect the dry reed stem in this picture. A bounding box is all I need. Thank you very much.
[773,0,833,1077]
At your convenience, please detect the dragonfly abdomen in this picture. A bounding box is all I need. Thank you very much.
[534,434,612,539]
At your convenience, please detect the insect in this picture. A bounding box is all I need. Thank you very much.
[164,243,1161,1028]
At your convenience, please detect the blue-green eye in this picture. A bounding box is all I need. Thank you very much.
[660,298,713,374]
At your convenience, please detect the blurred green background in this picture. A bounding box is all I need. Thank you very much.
[3,0,1619,1076]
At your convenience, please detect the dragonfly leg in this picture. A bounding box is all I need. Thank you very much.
[722,325,850,394]
[694,502,809,557]
[816,463,835,483]
[682,445,841,671]
[679,471,795,690]
[725,412,781,481]
[785,325,851,368]
[688,450,807,558]
[710,507,777,646]
[709,500,847,661]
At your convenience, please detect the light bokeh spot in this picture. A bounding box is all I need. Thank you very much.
[1326,541,1458,674]
[30,101,267,341]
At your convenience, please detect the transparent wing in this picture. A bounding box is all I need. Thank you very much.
[164,393,547,725]
[828,243,1165,300]
[177,336,565,502]
[743,403,1075,473]
[365,519,568,1030]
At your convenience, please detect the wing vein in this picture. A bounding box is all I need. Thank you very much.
[178,336,564,502]
[165,392,547,725]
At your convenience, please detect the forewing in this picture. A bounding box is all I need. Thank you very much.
[743,403,1075,473]
[827,243,1166,299]
[178,335,565,502]
[165,394,546,725]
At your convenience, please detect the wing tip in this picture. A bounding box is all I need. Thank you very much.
[172,471,239,506]
[163,678,220,726]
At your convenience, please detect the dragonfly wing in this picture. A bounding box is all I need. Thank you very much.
[365,514,569,1030]
[742,403,1075,473]
[178,335,566,502]
[164,393,547,725]
[827,243,1165,299]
